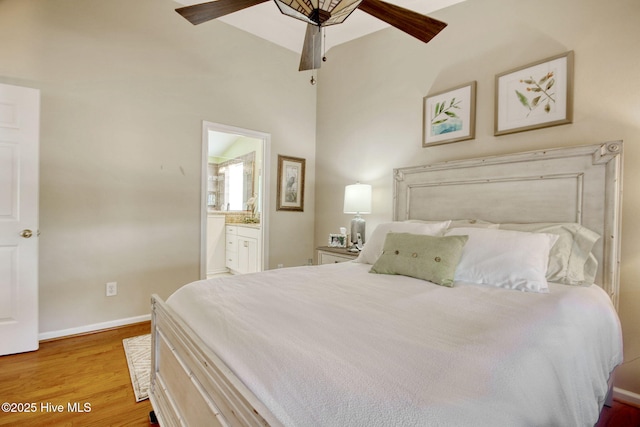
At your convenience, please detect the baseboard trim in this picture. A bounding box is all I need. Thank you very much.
[614,387,640,407]
[39,314,151,341]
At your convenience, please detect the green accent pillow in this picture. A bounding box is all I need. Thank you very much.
[370,232,468,287]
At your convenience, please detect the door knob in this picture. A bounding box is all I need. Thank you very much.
[20,229,33,238]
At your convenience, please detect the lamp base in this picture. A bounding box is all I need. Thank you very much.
[350,216,366,246]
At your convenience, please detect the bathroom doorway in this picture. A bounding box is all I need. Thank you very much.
[200,121,270,278]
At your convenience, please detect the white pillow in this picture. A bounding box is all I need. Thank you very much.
[497,222,600,286]
[355,221,451,265]
[445,227,559,293]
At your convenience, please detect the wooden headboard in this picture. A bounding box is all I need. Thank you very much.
[393,142,623,308]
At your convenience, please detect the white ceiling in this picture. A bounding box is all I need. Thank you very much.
[174,0,465,54]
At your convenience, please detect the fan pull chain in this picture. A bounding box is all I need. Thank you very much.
[322,27,327,63]
[310,27,319,85]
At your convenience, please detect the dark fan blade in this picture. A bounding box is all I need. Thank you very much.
[358,0,447,44]
[176,0,269,25]
[299,24,322,71]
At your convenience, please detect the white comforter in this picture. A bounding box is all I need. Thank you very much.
[167,262,622,427]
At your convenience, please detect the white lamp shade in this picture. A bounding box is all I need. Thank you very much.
[343,183,372,214]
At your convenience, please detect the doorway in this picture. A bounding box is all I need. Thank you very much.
[200,122,270,278]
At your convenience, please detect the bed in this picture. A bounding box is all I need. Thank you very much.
[150,142,624,427]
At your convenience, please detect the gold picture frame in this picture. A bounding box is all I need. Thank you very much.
[276,155,305,212]
[423,81,476,146]
[495,51,574,136]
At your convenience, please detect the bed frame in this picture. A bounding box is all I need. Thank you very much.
[150,141,623,426]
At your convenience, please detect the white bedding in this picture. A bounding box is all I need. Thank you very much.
[167,262,622,427]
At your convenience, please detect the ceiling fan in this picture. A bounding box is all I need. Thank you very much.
[176,0,447,72]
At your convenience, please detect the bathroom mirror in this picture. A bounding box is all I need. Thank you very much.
[208,151,255,212]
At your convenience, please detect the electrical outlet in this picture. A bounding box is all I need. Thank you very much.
[106,282,117,297]
[277,264,283,268]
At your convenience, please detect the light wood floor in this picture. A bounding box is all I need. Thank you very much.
[0,322,152,426]
[1,321,638,426]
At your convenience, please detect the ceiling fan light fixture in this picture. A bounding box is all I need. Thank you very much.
[322,0,363,26]
[273,0,364,27]
[273,0,315,25]
[309,9,331,24]
[177,0,447,73]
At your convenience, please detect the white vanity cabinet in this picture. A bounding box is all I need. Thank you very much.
[207,214,227,276]
[225,225,239,272]
[226,225,261,274]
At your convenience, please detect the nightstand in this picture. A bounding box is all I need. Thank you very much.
[316,246,359,264]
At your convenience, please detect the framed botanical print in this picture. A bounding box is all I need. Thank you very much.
[423,81,476,146]
[276,155,305,212]
[495,51,574,135]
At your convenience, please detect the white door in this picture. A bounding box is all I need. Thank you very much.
[0,83,40,355]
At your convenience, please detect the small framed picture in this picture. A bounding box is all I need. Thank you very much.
[276,155,305,212]
[329,234,347,248]
[495,51,574,135]
[423,81,476,147]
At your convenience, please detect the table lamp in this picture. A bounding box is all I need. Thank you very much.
[343,182,372,248]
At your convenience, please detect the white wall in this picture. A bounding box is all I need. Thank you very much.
[315,0,640,395]
[0,0,317,334]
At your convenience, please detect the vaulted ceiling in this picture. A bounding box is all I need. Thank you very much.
[173,0,465,54]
